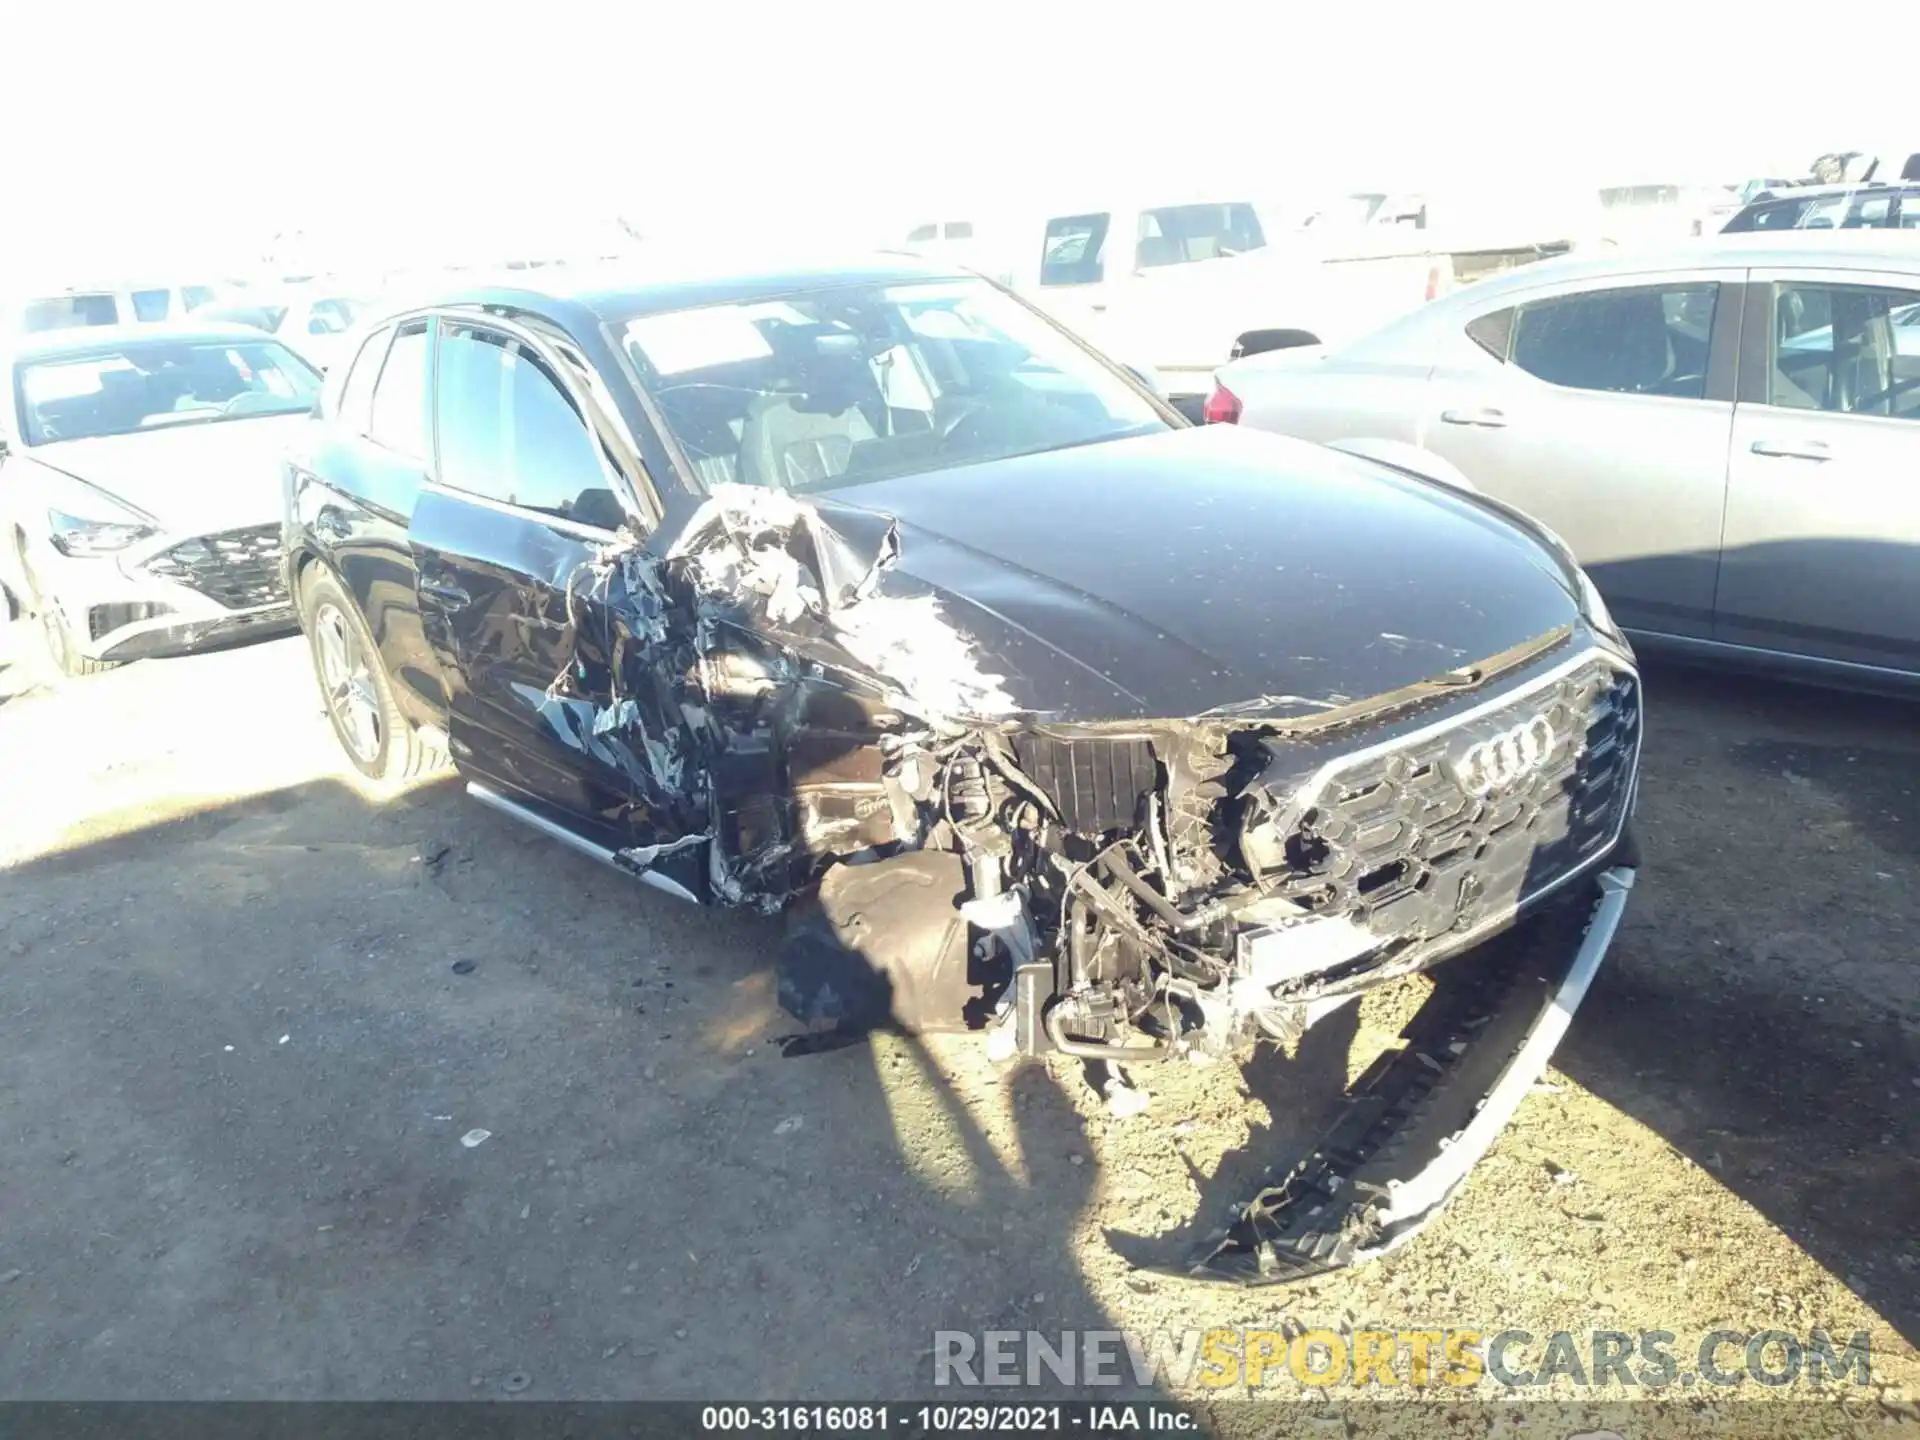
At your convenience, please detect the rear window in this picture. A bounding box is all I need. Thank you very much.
[1135,203,1265,269]
[21,294,119,332]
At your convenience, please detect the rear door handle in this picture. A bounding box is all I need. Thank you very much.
[1750,437,1831,461]
[419,579,473,612]
[1440,406,1508,428]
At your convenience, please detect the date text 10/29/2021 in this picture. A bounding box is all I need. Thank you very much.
[700,1405,1198,1433]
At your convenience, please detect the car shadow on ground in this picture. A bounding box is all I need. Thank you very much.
[4,661,1915,1402]
[1103,1006,1361,1276]
[1554,659,1920,1346]
[0,773,1173,1405]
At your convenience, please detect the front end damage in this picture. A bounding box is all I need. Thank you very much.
[554,483,1643,1279]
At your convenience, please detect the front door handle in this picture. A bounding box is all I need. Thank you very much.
[1440,406,1508,428]
[1750,437,1831,461]
[419,579,473,612]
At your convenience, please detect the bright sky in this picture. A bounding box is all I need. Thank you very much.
[5,0,1915,281]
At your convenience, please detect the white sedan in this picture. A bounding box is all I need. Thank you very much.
[190,290,377,373]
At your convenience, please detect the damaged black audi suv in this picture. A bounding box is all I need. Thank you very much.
[283,253,1642,1282]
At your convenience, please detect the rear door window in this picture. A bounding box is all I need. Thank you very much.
[1039,213,1109,286]
[1509,283,1719,399]
[131,289,172,322]
[368,321,431,458]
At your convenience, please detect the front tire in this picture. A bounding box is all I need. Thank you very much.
[299,566,443,784]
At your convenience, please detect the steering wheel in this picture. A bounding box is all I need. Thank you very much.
[936,397,990,445]
[1851,374,1920,413]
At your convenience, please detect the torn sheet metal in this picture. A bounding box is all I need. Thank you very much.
[662,483,1019,726]
[537,482,1637,1161]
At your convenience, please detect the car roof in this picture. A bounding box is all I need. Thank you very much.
[390,250,975,327]
[1445,232,1920,304]
[1746,180,1920,202]
[5,320,291,362]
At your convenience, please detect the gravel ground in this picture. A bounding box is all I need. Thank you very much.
[0,621,1915,1434]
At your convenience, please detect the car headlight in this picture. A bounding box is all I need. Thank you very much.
[1522,514,1620,640]
[48,509,156,558]
[1575,565,1621,639]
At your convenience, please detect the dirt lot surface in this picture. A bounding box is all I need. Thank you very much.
[1,620,1916,1435]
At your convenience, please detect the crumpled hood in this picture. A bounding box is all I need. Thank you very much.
[28,414,306,536]
[809,424,1584,722]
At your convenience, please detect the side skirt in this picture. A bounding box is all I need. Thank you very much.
[466,781,701,905]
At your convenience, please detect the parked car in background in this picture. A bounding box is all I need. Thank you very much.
[1721,182,1920,233]
[1697,177,1800,234]
[283,253,1640,1280]
[191,286,380,372]
[1208,234,1920,694]
[1009,197,1441,409]
[0,323,319,674]
[0,281,225,340]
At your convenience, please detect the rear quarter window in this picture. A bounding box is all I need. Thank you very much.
[337,325,394,434]
[1465,307,1515,360]
[367,323,431,457]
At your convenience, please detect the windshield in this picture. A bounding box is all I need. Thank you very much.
[620,279,1167,493]
[17,340,322,444]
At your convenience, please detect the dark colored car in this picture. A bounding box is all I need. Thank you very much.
[283,255,1642,1281]
[1721,181,1920,233]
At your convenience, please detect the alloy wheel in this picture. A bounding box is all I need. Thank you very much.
[313,602,383,763]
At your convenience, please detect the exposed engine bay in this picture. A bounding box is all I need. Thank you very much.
[544,484,1640,1080]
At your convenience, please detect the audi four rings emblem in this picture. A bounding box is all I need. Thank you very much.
[1454,715,1557,796]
